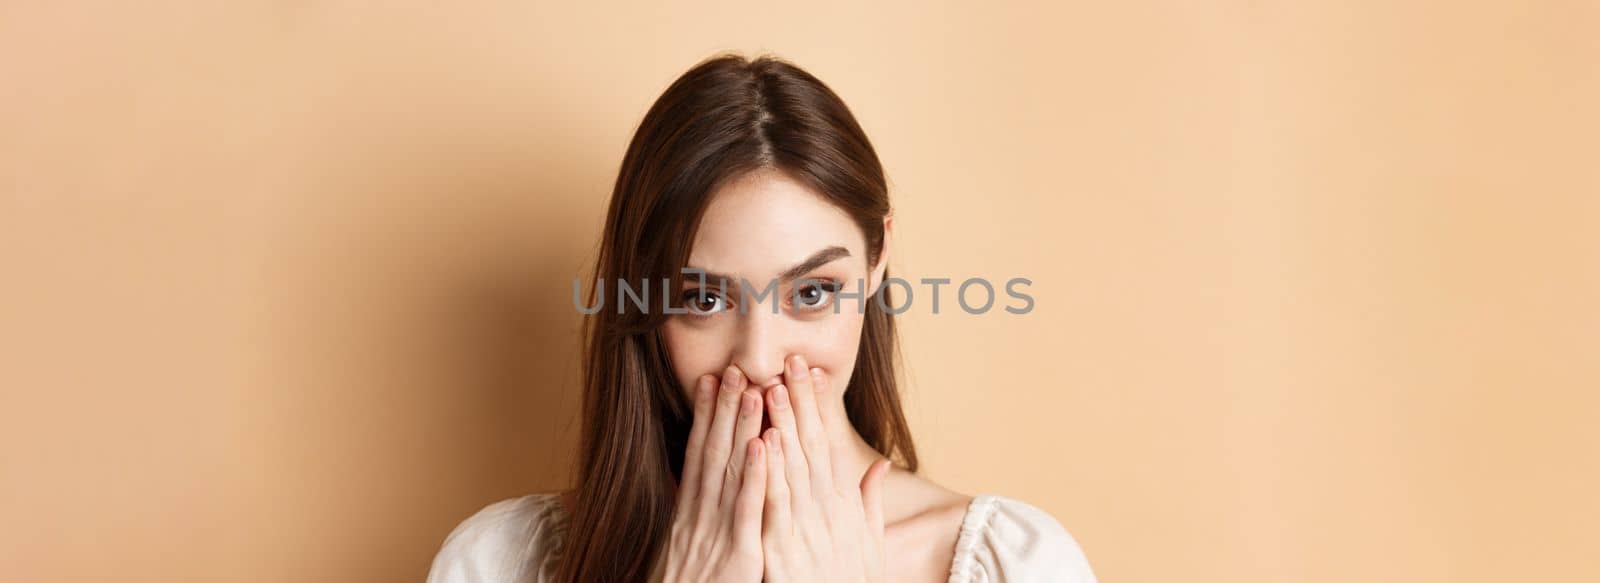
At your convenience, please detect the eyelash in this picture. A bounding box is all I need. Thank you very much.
[681,279,843,319]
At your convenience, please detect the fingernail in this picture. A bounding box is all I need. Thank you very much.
[787,354,807,377]
[765,428,781,449]
[723,366,743,390]
[747,439,761,459]
[771,384,789,408]
[741,391,757,413]
[810,367,824,384]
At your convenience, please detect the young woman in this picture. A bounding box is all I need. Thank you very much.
[426,53,1096,583]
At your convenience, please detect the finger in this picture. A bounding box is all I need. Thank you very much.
[764,383,812,500]
[732,437,766,544]
[860,458,891,535]
[809,366,855,496]
[676,374,718,509]
[699,366,745,516]
[761,427,792,536]
[721,387,763,511]
[783,354,834,492]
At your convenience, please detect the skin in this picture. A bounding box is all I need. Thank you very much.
[657,168,973,582]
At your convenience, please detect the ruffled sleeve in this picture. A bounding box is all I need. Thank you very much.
[425,493,569,583]
[947,495,1097,583]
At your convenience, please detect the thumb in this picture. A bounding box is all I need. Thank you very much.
[859,457,892,533]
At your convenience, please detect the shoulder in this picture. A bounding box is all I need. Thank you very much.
[425,493,570,583]
[948,495,1097,583]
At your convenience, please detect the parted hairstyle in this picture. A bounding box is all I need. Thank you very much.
[557,53,916,582]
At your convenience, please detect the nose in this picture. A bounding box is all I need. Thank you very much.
[729,307,794,389]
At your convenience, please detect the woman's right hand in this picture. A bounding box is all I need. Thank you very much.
[661,366,768,582]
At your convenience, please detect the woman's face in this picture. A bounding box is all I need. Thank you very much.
[661,168,890,410]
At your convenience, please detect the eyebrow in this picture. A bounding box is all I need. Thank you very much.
[685,245,852,288]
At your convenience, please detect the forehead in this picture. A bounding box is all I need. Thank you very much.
[687,168,866,278]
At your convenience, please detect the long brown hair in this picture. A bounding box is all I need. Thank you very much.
[557,53,917,582]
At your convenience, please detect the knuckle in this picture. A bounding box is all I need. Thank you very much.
[816,486,842,504]
[801,434,828,455]
[735,543,762,562]
[786,470,811,493]
[697,475,721,498]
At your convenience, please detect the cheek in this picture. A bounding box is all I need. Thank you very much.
[660,319,731,399]
[807,312,867,394]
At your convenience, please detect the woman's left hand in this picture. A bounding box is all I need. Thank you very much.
[758,354,892,583]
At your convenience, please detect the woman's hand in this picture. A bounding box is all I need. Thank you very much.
[662,366,768,583]
[758,354,893,583]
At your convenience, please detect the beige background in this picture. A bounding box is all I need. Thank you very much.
[3,2,1597,581]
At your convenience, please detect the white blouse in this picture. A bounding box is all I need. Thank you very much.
[427,492,1095,583]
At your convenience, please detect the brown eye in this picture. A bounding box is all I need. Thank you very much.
[682,290,729,316]
[794,281,840,310]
